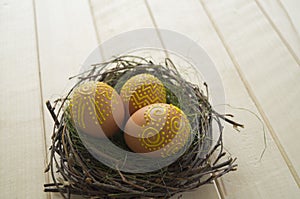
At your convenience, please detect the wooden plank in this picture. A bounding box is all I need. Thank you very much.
[255,0,300,64]
[34,0,99,147]
[89,0,221,198]
[0,0,48,198]
[280,0,300,37]
[147,0,300,198]
[89,0,164,60]
[34,0,99,198]
[202,0,300,188]
[35,0,100,102]
[90,0,153,44]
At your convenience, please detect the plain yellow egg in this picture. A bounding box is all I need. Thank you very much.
[120,73,166,116]
[124,103,191,158]
[70,81,124,138]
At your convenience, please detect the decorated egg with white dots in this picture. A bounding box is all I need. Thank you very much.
[70,81,124,138]
[120,74,166,116]
[124,103,191,158]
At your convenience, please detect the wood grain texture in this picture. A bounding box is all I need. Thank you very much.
[202,0,300,187]
[0,0,48,198]
[255,0,300,64]
[280,0,300,37]
[89,0,165,60]
[34,0,99,145]
[89,0,221,198]
[90,0,153,42]
[147,0,300,198]
[34,0,99,198]
[2,0,300,198]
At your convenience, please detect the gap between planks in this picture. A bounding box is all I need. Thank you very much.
[276,0,300,39]
[199,0,300,188]
[87,0,105,60]
[254,0,300,66]
[88,1,221,198]
[145,0,223,198]
[32,0,51,199]
[144,0,169,58]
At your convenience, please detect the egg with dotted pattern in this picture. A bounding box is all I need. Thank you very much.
[120,74,166,116]
[124,103,191,158]
[70,81,125,138]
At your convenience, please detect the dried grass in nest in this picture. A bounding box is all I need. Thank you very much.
[44,55,242,199]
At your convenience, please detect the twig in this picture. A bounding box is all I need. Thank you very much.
[46,100,60,127]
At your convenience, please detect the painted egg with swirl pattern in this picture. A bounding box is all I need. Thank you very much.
[124,103,191,158]
[70,81,125,138]
[120,73,166,116]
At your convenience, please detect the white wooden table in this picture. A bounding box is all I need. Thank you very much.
[1,0,299,198]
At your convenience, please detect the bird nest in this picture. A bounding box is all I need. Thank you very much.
[44,55,241,198]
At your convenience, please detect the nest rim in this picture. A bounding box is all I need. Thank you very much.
[44,55,240,199]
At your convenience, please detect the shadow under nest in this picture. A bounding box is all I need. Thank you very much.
[44,55,241,199]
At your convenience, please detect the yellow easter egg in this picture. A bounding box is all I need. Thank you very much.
[70,81,125,138]
[120,74,166,116]
[124,103,191,158]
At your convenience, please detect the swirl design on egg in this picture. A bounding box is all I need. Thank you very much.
[70,82,117,129]
[76,81,95,95]
[147,105,167,121]
[137,104,191,157]
[141,127,165,149]
[144,104,168,129]
[170,116,186,135]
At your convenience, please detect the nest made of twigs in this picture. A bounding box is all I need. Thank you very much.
[44,55,241,199]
